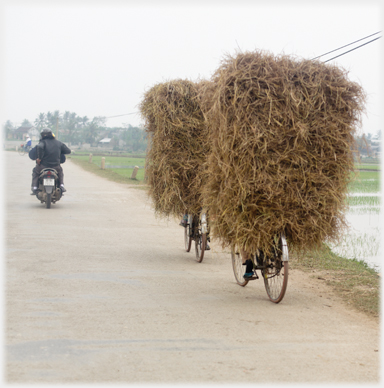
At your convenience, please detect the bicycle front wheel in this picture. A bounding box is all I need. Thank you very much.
[262,233,289,303]
[231,246,249,287]
[18,147,25,156]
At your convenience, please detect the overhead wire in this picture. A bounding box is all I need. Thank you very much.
[105,112,138,119]
[311,31,381,60]
[323,36,381,63]
[106,33,381,120]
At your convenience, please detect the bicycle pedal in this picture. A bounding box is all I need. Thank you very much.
[244,273,259,281]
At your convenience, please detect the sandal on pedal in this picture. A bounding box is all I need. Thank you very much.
[243,271,258,280]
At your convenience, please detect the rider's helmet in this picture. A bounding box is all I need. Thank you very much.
[40,128,53,138]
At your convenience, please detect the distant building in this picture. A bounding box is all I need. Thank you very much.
[99,138,112,147]
[12,126,39,141]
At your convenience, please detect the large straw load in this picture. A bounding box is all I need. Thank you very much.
[201,51,365,254]
[140,79,208,217]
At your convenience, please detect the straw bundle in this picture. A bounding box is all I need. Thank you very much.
[140,79,209,218]
[202,51,365,254]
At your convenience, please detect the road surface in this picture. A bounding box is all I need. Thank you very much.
[4,151,380,383]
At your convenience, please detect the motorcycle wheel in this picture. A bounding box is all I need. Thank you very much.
[46,193,51,209]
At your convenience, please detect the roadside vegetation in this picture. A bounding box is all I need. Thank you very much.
[291,245,380,318]
[69,154,146,187]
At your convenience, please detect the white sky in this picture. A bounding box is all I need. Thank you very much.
[0,0,382,134]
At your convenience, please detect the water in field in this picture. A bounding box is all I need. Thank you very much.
[329,169,382,271]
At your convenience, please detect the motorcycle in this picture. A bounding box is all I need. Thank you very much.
[35,168,63,209]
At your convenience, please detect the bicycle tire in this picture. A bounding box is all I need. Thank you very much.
[195,233,206,263]
[184,222,192,252]
[262,233,289,303]
[231,246,249,287]
[18,148,25,156]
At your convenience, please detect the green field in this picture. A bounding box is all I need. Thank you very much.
[354,163,381,170]
[348,171,381,193]
[70,154,146,182]
[70,155,381,191]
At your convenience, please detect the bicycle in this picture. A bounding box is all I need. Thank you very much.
[18,144,31,156]
[231,232,289,303]
[183,211,210,263]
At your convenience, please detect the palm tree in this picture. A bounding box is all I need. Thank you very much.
[34,113,46,130]
[81,116,89,127]
[84,116,105,144]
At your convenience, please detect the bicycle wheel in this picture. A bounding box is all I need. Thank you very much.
[184,222,192,252]
[231,246,249,286]
[195,232,206,263]
[262,233,289,303]
[18,147,25,156]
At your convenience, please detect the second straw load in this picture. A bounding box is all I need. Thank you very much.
[139,80,209,217]
[202,51,365,255]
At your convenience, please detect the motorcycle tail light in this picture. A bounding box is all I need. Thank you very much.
[47,171,51,177]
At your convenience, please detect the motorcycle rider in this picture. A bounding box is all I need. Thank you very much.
[31,128,71,194]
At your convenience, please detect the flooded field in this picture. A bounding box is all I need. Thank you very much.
[330,169,381,271]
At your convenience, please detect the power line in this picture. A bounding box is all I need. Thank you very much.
[105,33,381,120]
[105,112,138,119]
[323,35,381,63]
[311,31,381,60]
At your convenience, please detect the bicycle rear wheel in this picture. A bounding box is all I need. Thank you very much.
[231,246,249,287]
[184,222,192,252]
[262,233,289,303]
[195,233,206,263]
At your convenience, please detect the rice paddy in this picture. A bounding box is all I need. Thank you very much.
[329,168,381,270]
[347,195,380,207]
[348,171,380,193]
[69,154,146,182]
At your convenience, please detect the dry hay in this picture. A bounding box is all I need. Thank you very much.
[202,50,365,255]
[139,79,209,218]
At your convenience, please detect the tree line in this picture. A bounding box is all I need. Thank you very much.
[3,112,380,158]
[3,111,148,153]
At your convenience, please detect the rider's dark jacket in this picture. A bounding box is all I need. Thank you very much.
[37,135,71,167]
[29,145,67,163]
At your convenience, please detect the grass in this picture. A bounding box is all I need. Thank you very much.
[348,206,381,215]
[348,171,381,193]
[355,163,381,170]
[347,195,380,206]
[70,154,146,168]
[291,244,380,318]
[68,155,147,189]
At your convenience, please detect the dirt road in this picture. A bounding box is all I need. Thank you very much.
[4,151,379,383]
